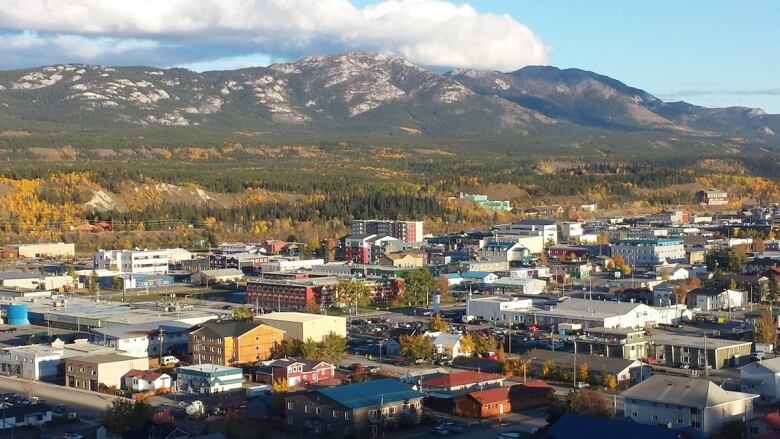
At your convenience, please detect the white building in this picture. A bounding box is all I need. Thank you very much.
[0,339,117,381]
[622,375,757,436]
[167,248,193,263]
[123,370,172,392]
[611,238,686,267]
[741,357,780,403]
[426,332,466,358]
[492,277,547,295]
[689,288,745,311]
[561,222,584,240]
[93,249,170,274]
[10,242,75,259]
[493,220,558,245]
[91,321,193,358]
[478,241,528,263]
[465,297,533,324]
[260,258,324,273]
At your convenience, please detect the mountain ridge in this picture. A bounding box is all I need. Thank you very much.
[0,51,777,148]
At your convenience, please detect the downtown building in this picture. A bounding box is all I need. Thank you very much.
[351,220,424,243]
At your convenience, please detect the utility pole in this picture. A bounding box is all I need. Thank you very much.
[573,341,578,388]
[158,328,164,366]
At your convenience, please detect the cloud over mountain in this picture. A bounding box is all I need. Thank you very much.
[0,0,548,71]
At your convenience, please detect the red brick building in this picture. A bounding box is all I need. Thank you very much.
[246,277,337,310]
[454,387,511,419]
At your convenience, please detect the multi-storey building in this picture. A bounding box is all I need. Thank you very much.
[93,249,170,274]
[188,320,284,365]
[351,220,424,243]
[492,220,558,245]
[247,276,403,310]
[622,375,757,436]
[611,238,685,267]
[343,234,403,264]
[285,379,424,437]
[65,354,149,391]
[695,188,728,206]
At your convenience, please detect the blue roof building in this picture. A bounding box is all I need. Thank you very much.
[318,378,423,409]
[543,413,704,439]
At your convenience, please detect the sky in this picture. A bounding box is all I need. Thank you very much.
[0,0,777,112]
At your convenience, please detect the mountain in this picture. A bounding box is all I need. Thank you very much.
[0,52,776,148]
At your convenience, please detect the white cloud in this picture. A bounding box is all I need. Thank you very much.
[0,0,548,71]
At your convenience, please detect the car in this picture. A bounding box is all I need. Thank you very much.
[574,381,589,389]
[680,364,690,369]
[161,356,180,365]
[439,421,465,433]
[428,426,451,436]
[61,433,84,439]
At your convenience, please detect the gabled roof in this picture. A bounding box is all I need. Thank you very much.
[621,375,758,408]
[423,371,504,389]
[123,369,168,382]
[740,356,780,373]
[317,378,422,410]
[463,386,509,404]
[266,358,333,372]
[191,320,272,338]
[543,413,703,439]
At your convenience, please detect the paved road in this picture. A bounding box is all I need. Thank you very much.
[0,376,117,420]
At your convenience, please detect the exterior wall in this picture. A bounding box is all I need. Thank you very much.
[189,325,284,366]
[286,394,423,437]
[612,239,685,267]
[256,315,347,343]
[15,243,75,259]
[65,357,150,390]
[93,249,169,274]
[651,341,751,369]
[454,397,510,418]
[177,368,244,394]
[125,375,172,391]
[741,365,780,403]
[246,279,320,310]
[625,399,704,433]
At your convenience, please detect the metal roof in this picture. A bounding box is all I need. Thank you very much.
[317,378,422,410]
[621,374,757,408]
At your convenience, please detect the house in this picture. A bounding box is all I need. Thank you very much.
[177,364,244,394]
[65,353,150,390]
[748,412,780,439]
[621,375,758,435]
[740,357,780,403]
[190,268,244,285]
[425,332,464,358]
[459,271,498,284]
[285,378,424,437]
[255,358,336,387]
[688,287,745,311]
[653,265,690,281]
[541,413,703,439]
[255,312,346,343]
[478,241,528,263]
[378,252,425,268]
[188,320,285,366]
[508,380,553,411]
[453,386,510,418]
[422,370,504,392]
[123,370,172,392]
[0,404,53,431]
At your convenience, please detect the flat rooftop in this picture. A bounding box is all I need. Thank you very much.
[0,324,78,347]
[651,333,751,349]
[178,363,241,373]
[255,312,344,323]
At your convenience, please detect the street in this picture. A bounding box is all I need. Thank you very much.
[0,376,117,420]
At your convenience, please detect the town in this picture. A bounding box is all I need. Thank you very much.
[1,202,780,439]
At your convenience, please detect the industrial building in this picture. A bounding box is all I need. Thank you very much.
[255,312,346,343]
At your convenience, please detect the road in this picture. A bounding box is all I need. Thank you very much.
[0,376,117,420]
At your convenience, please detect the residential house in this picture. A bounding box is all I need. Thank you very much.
[65,353,150,390]
[454,387,510,419]
[748,412,780,439]
[688,287,744,311]
[621,375,758,436]
[541,413,703,439]
[255,358,336,387]
[425,332,464,359]
[188,320,284,366]
[177,364,244,394]
[422,371,504,392]
[740,357,780,403]
[122,370,172,392]
[285,378,424,437]
[459,271,498,285]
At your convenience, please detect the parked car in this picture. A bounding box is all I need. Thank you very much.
[61,433,84,439]
[440,421,465,433]
[574,381,589,389]
[428,426,451,436]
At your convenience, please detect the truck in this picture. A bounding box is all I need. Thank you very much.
[246,385,271,398]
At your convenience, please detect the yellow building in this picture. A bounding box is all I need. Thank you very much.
[189,320,284,366]
[255,312,346,343]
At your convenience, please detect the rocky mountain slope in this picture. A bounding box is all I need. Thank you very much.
[0,52,776,145]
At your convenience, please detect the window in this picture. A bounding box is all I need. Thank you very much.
[287,402,293,410]
[369,409,378,419]
[288,416,294,425]
[91,370,96,376]
[345,412,350,420]
[305,405,310,413]
[315,407,321,415]
[332,410,338,418]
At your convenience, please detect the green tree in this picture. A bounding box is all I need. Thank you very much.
[402,268,436,306]
[101,399,152,434]
[301,338,320,360]
[275,339,304,358]
[429,314,448,332]
[336,280,372,316]
[399,334,434,361]
[232,306,252,321]
[88,270,99,295]
[318,332,347,365]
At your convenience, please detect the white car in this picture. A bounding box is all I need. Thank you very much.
[161,356,180,365]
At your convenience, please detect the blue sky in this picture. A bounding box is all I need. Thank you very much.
[0,0,777,111]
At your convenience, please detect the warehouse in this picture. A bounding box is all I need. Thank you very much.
[255,312,346,342]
